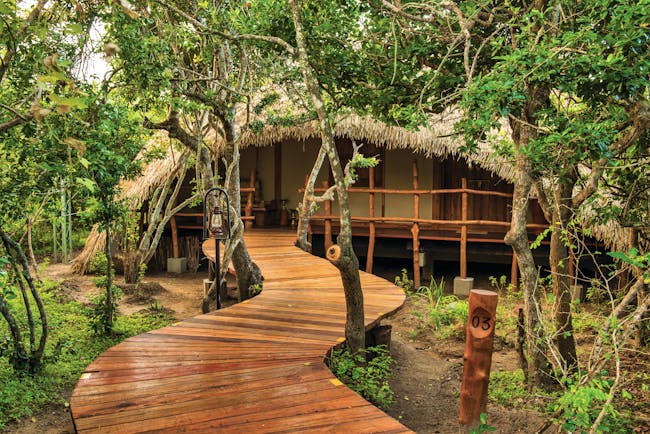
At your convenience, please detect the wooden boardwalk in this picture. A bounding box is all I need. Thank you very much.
[70,229,410,433]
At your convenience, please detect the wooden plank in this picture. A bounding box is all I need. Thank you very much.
[71,229,410,433]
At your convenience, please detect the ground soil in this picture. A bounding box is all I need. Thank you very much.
[7,263,545,433]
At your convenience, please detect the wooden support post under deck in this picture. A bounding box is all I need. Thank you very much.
[412,160,421,288]
[460,178,468,279]
[366,167,376,273]
[275,143,282,212]
[510,252,518,289]
[170,215,179,258]
[323,180,333,250]
[245,169,255,229]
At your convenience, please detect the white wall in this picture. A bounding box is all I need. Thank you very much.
[241,142,436,219]
[383,150,433,219]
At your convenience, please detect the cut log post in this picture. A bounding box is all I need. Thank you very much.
[459,289,498,432]
[326,244,341,262]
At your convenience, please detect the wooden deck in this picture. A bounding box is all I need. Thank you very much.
[70,229,410,433]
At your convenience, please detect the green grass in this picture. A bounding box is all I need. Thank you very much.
[0,279,173,429]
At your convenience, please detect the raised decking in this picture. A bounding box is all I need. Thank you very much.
[70,229,410,433]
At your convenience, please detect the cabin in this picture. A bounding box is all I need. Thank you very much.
[78,98,610,289]
[154,108,549,289]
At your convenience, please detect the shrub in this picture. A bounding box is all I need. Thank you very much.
[88,252,108,275]
[552,374,631,433]
[328,345,394,409]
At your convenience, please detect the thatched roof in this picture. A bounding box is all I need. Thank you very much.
[237,109,515,182]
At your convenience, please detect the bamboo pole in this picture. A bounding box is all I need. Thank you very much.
[366,166,376,273]
[60,180,67,263]
[170,215,179,258]
[459,289,498,432]
[323,180,333,250]
[460,178,468,278]
[412,160,421,288]
[67,191,72,253]
[245,169,255,229]
[52,219,57,262]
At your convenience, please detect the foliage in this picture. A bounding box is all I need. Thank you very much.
[88,252,108,276]
[552,374,632,433]
[469,413,496,434]
[406,275,468,339]
[488,370,531,408]
[250,282,263,296]
[134,262,147,294]
[89,276,122,335]
[0,278,172,428]
[394,268,414,294]
[328,344,394,409]
[608,249,650,284]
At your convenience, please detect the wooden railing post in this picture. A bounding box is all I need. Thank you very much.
[323,179,333,250]
[459,289,498,432]
[412,160,421,288]
[366,167,376,273]
[244,169,255,229]
[460,177,468,279]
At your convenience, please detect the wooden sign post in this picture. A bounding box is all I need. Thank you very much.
[459,289,498,432]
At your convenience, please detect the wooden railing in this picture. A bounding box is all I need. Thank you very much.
[306,161,547,287]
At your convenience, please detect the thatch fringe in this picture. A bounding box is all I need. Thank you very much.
[236,110,515,181]
[71,227,104,274]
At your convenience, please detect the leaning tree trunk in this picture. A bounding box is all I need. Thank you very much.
[290,0,365,355]
[550,180,578,373]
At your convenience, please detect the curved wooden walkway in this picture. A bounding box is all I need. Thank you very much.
[70,229,410,433]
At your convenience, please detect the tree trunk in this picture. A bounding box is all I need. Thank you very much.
[222,121,263,302]
[0,226,48,372]
[290,0,365,355]
[144,112,262,303]
[505,115,554,389]
[549,181,578,372]
[296,146,328,251]
[105,226,114,331]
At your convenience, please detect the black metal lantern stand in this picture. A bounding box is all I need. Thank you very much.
[202,187,231,310]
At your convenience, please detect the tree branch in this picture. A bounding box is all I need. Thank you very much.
[0,111,34,134]
[156,0,295,54]
[143,110,200,151]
